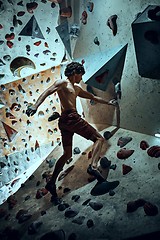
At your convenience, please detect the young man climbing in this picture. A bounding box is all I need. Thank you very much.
[26,62,117,205]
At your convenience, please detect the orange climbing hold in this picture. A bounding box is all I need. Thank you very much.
[34,41,41,46]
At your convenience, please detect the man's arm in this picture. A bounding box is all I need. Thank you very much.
[26,80,66,116]
[77,86,117,106]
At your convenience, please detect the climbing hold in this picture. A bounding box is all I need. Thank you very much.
[28,221,43,235]
[7,41,13,48]
[26,2,38,13]
[87,219,94,228]
[72,195,80,202]
[89,201,103,211]
[5,33,15,41]
[35,140,39,150]
[91,180,120,196]
[58,203,69,211]
[6,112,16,119]
[107,14,118,36]
[48,112,60,121]
[18,213,32,223]
[34,41,41,46]
[73,147,81,154]
[18,84,25,93]
[117,136,132,148]
[103,131,112,140]
[44,42,49,48]
[94,36,100,46]
[9,89,15,95]
[143,202,159,216]
[87,2,94,12]
[43,50,51,55]
[117,148,134,159]
[81,11,88,24]
[26,45,30,51]
[148,6,160,21]
[140,140,149,150]
[10,103,21,111]
[51,2,56,8]
[122,164,132,175]
[3,55,11,61]
[2,121,18,142]
[17,11,25,16]
[13,15,18,27]
[65,208,78,218]
[0,59,5,66]
[147,145,160,158]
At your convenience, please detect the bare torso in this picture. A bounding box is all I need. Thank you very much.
[57,79,80,113]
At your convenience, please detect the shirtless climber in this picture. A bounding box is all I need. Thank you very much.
[26,62,117,205]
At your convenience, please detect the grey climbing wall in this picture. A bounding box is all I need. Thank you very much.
[132,5,160,79]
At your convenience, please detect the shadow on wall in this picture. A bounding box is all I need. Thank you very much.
[80,80,119,131]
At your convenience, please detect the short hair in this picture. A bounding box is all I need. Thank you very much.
[64,62,85,77]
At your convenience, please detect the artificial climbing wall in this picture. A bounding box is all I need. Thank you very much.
[73,0,160,137]
[0,66,61,186]
[0,0,65,85]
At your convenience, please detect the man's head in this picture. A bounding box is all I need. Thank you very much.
[64,62,85,77]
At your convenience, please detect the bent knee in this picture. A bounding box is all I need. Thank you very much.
[91,135,105,143]
[98,136,105,143]
[63,150,72,159]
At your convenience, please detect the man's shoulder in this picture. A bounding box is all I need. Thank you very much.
[74,83,82,88]
[55,79,68,85]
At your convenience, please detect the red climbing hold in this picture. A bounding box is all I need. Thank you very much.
[122,164,132,175]
[5,33,15,41]
[117,148,134,159]
[81,11,88,25]
[34,41,41,46]
[7,41,14,48]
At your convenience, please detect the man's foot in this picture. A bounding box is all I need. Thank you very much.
[50,196,62,206]
[87,164,105,183]
[45,182,62,205]
[45,181,57,196]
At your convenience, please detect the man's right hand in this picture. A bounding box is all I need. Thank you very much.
[26,104,37,117]
[108,99,118,106]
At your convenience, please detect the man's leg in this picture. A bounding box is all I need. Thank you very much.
[50,145,72,183]
[87,131,106,182]
[45,145,72,204]
[90,133,104,168]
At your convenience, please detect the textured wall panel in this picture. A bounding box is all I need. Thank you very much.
[132,5,160,79]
